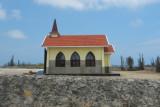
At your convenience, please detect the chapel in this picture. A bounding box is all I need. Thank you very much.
[42,20,114,74]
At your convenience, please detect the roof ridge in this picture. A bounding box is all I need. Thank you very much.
[60,34,106,36]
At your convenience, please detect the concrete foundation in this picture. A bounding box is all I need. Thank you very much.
[46,60,108,74]
[105,66,110,73]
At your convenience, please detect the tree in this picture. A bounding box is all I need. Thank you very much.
[151,58,155,67]
[8,55,15,66]
[138,54,145,70]
[120,56,125,70]
[126,56,134,70]
[156,56,160,72]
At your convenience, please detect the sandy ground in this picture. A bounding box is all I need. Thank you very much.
[0,68,160,80]
[0,68,40,75]
[112,70,160,80]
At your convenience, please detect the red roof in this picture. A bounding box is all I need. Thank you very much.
[104,45,114,53]
[42,35,114,53]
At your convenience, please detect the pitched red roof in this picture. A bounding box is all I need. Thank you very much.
[104,45,114,53]
[43,35,107,46]
[42,35,114,53]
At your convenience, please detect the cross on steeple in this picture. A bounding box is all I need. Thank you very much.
[50,19,60,37]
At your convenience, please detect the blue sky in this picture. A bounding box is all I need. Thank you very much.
[0,0,160,65]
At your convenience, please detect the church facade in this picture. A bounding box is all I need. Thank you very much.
[42,20,114,74]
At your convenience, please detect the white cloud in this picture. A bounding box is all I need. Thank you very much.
[34,0,160,10]
[130,18,143,28]
[34,0,85,10]
[0,5,7,20]
[0,4,21,20]
[6,30,27,40]
[102,0,159,9]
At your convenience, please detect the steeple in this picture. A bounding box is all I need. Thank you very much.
[50,19,60,37]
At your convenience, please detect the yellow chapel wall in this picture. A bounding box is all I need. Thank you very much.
[104,53,111,67]
[46,47,107,67]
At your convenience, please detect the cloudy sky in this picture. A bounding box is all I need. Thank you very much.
[0,0,160,65]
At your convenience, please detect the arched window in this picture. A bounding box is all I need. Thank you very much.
[71,52,80,67]
[55,52,65,67]
[86,52,95,67]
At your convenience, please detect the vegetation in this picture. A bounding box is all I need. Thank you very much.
[8,55,15,66]
[138,54,145,70]
[126,56,134,70]
[156,56,160,72]
[151,58,155,67]
[117,55,160,72]
[3,55,43,69]
[120,56,125,70]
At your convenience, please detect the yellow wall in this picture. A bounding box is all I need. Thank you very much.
[46,47,111,67]
[104,54,111,67]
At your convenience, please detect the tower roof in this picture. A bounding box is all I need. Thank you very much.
[50,19,60,36]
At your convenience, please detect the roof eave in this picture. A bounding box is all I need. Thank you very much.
[43,45,107,48]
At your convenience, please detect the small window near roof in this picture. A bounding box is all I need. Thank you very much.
[86,52,95,67]
[71,52,80,67]
[55,52,65,67]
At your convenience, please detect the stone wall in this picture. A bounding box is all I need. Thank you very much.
[0,75,160,107]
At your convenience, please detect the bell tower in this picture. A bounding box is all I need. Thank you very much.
[50,19,60,37]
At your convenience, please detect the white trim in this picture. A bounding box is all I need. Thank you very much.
[112,44,116,52]
[105,34,110,44]
[41,35,47,47]
[105,34,116,53]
